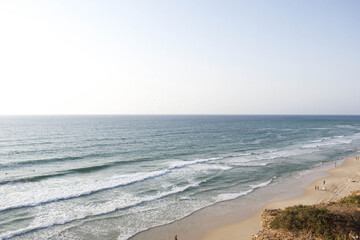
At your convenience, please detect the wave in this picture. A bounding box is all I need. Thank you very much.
[315,162,323,167]
[0,140,53,149]
[0,149,156,169]
[0,161,123,185]
[231,132,360,164]
[0,172,69,185]
[302,135,355,149]
[0,170,170,212]
[1,156,227,187]
[0,161,132,186]
[236,153,252,157]
[249,179,273,189]
[0,135,126,150]
[1,156,229,189]
[336,124,359,129]
[256,132,360,161]
[230,162,268,167]
[215,189,254,202]
[0,164,121,186]
[0,181,201,240]
[231,149,300,162]
[188,164,232,171]
[0,160,228,212]
[167,157,223,169]
[0,153,112,169]
[215,178,274,203]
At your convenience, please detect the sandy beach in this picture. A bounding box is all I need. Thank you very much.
[203,155,360,240]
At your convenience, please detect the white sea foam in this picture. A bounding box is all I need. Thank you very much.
[215,189,253,202]
[229,148,315,165]
[0,159,231,213]
[250,179,273,189]
[236,153,252,157]
[302,135,354,149]
[229,131,360,168]
[230,162,268,167]
[0,170,170,212]
[1,180,202,240]
[315,162,323,167]
[336,124,359,129]
[168,157,223,169]
[190,164,231,171]
[215,178,273,203]
[298,169,313,177]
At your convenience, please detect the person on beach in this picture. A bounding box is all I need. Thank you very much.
[335,162,336,167]
[175,234,178,240]
[323,180,325,185]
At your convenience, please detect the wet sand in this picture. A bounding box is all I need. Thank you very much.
[203,156,360,240]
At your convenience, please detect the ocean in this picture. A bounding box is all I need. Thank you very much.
[0,115,359,239]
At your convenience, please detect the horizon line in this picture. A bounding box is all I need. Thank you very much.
[0,113,359,117]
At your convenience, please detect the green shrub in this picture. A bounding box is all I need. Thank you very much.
[269,198,360,240]
[270,205,333,239]
[339,194,360,208]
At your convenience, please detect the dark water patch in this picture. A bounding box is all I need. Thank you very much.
[0,172,69,185]
[0,153,116,169]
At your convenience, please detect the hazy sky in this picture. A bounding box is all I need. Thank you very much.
[0,0,359,115]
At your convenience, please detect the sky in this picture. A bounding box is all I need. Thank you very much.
[0,0,359,115]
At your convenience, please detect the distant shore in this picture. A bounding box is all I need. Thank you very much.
[202,155,360,240]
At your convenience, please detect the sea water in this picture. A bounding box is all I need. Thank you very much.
[0,115,359,239]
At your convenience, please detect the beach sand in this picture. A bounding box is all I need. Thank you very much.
[202,156,360,240]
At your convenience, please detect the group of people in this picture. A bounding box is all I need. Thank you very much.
[314,180,326,190]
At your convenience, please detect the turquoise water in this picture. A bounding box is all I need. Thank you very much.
[0,115,359,239]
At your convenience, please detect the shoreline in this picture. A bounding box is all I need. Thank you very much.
[202,155,360,240]
[131,156,352,240]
